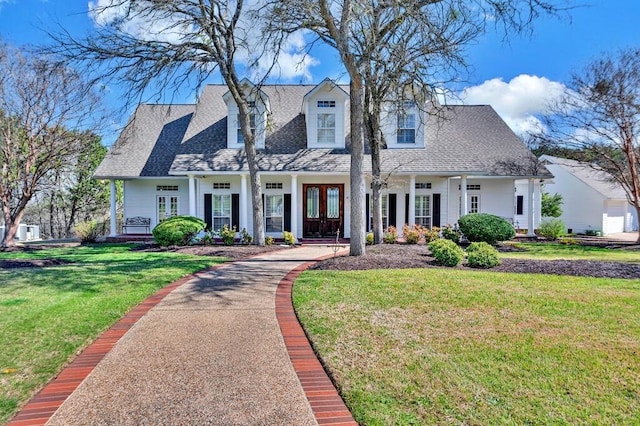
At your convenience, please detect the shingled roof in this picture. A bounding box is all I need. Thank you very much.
[95,84,550,179]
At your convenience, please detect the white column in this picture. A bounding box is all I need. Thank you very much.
[240,174,248,231]
[461,175,468,218]
[291,174,298,240]
[527,178,536,236]
[110,180,117,236]
[188,175,196,216]
[409,175,416,226]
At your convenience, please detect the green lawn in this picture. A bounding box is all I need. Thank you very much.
[501,242,640,262]
[0,244,222,424]
[294,268,640,425]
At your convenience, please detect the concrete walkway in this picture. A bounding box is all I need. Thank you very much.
[22,245,346,425]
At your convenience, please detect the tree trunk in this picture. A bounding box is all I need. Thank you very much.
[371,138,383,244]
[349,81,366,256]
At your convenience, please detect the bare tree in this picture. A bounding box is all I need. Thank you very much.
[48,1,292,245]
[269,0,569,249]
[538,47,640,242]
[0,42,104,247]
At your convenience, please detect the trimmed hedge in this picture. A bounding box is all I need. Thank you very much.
[152,215,206,247]
[458,213,515,245]
[428,239,464,267]
[466,242,501,269]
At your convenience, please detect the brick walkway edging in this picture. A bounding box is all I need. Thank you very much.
[7,263,230,426]
[275,250,358,426]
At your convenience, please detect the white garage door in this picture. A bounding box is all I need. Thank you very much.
[604,201,626,234]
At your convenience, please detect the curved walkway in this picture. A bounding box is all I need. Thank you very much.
[9,245,355,426]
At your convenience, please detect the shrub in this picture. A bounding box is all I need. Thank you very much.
[240,228,253,245]
[152,215,206,247]
[218,224,237,245]
[428,239,464,267]
[366,232,374,245]
[441,225,460,243]
[383,226,398,244]
[423,226,440,243]
[466,242,500,269]
[402,224,422,244]
[538,218,566,240]
[74,220,101,243]
[265,236,275,246]
[283,231,296,246]
[458,213,515,245]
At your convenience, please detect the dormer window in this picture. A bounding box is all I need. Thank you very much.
[317,100,336,108]
[397,101,416,144]
[237,113,256,144]
[317,113,336,144]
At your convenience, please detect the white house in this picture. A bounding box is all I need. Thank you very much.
[94,79,550,240]
[540,155,637,234]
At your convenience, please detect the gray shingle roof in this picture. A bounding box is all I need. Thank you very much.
[540,155,627,199]
[94,104,194,179]
[95,84,550,179]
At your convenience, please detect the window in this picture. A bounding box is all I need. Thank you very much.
[213,182,231,189]
[317,113,336,144]
[516,195,524,215]
[265,182,283,190]
[306,187,319,219]
[237,113,256,144]
[415,182,431,189]
[469,195,479,214]
[157,195,178,222]
[369,194,388,230]
[459,184,481,191]
[156,185,178,191]
[415,195,430,227]
[265,194,284,232]
[212,194,231,231]
[317,100,336,108]
[397,102,416,144]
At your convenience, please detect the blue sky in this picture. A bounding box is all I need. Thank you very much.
[1,0,639,140]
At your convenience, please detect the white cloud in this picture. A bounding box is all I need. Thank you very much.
[459,74,567,135]
[87,0,318,81]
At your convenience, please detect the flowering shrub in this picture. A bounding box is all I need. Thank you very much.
[383,226,398,244]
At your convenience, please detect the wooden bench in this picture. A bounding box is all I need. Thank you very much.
[123,217,151,234]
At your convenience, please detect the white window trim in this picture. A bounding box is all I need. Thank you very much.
[415,194,431,227]
[265,194,284,233]
[157,195,179,223]
[212,194,232,232]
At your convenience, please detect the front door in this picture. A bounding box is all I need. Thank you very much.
[303,184,344,238]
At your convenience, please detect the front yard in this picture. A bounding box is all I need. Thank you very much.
[0,244,223,424]
[295,242,640,424]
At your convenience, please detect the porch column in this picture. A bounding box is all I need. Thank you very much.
[461,175,468,218]
[527,178,536,237]
[240,174,248,231]
[109,180,117,236]
[409,175,416,226]
[188,175,196,216]
[291,174,298,239]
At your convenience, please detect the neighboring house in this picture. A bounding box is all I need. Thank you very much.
[95,79,550,240]
[0,224,40,242]
[539,155,638,234]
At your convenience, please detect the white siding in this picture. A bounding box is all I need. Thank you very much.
[514,180,543,231]
[542,164,606,234]
[303,86,347,149]
[124,179,189,230]
[381,101,426,149]
[448,179,519,226]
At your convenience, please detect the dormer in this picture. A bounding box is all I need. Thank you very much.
[381,91,427,149]
[223,79,270,149]
[302,79,349,149]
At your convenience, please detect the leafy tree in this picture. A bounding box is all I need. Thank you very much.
[0,41,104,247]
[47,1,297,246]
[538,47,640,242]
[541,191,563,217]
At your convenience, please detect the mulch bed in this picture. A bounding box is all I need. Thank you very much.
[311,244,640,279]
[0,258,71,269]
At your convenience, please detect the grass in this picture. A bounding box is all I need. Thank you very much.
[0,244,222,424]
[294,268,640,425]
[500,242,640,262]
